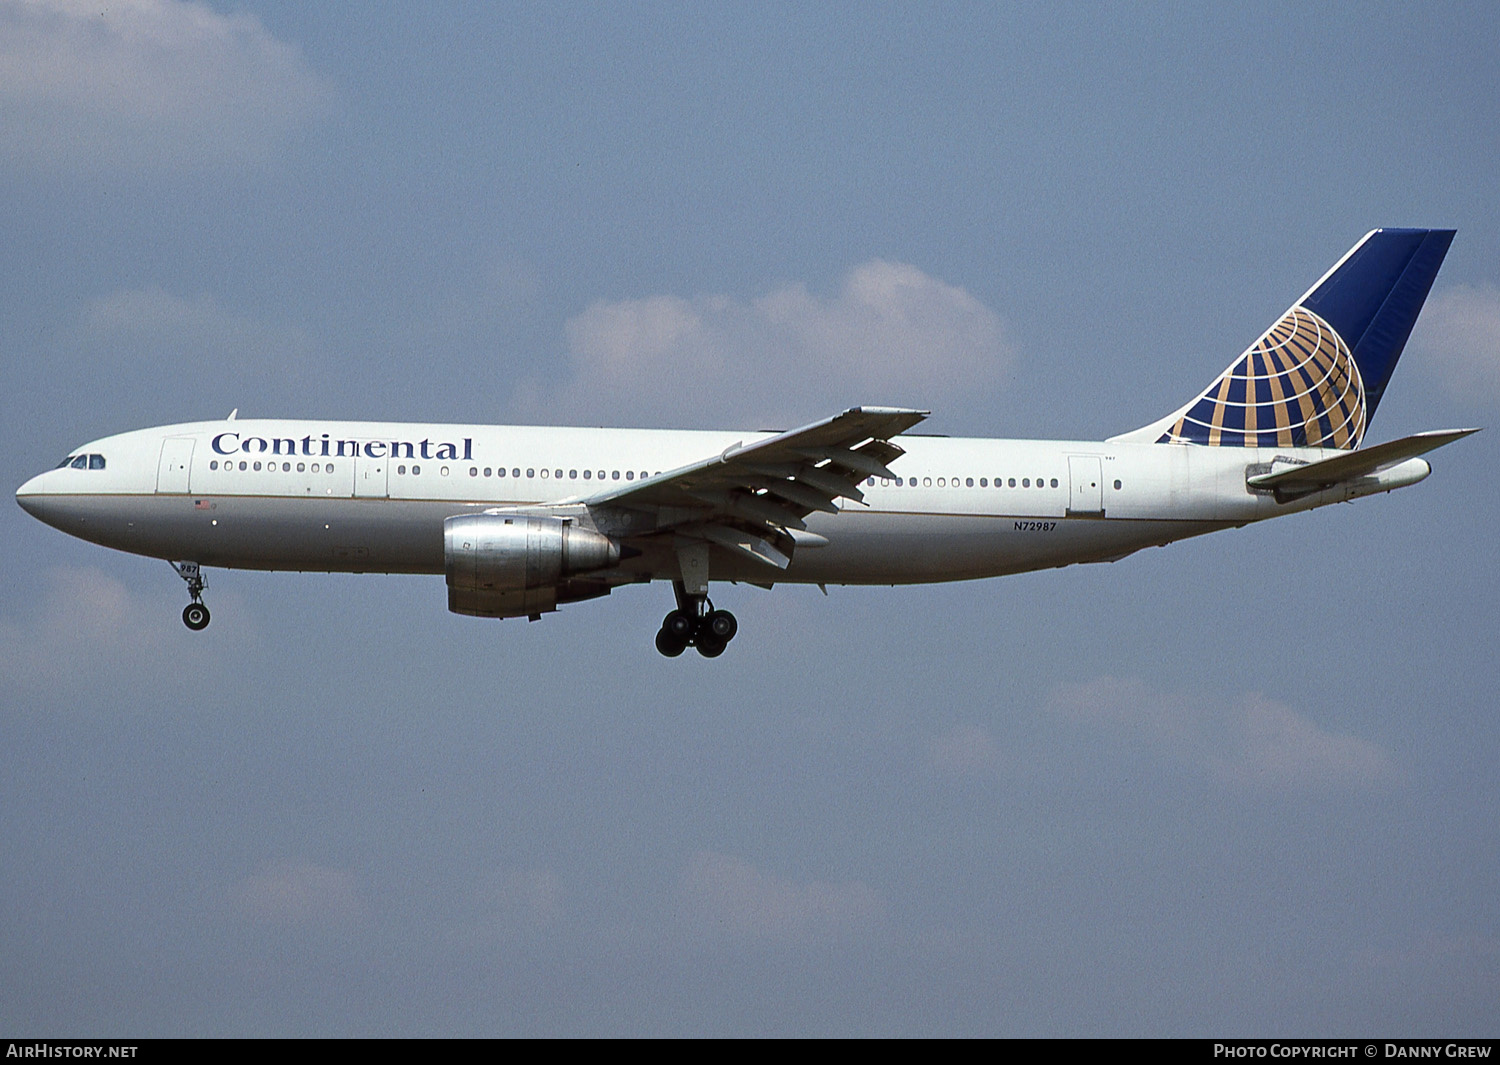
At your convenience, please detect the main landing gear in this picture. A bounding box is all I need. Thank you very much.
[170,561,211,631]
[655,580,738,658]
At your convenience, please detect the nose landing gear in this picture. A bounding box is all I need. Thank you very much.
[655,580,738,658]
[170,561,211,631]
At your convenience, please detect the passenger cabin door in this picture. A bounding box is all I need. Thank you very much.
[156,437,194,493]
[354,450,388,499]
[1067,455,1104,517]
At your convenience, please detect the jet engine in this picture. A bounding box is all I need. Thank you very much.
[444,513,620,618]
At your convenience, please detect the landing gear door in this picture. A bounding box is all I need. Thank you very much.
[156,437,194,493]
[1067,455,1104,516]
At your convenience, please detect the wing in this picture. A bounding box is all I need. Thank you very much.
[582,406,928,571]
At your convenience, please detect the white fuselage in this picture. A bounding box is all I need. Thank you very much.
[15,418,1429,587]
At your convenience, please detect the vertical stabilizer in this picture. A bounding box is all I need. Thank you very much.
[1111,229,1455,448]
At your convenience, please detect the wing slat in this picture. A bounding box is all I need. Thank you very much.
[582,406,927,569]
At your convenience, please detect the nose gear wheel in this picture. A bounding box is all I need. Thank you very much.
[169,561,211,631]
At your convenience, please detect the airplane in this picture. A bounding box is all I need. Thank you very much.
[15,228,1477,658]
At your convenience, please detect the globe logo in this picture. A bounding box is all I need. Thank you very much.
[1159,306,1366,449]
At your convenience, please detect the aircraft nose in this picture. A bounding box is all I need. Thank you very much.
[16,472,54,521]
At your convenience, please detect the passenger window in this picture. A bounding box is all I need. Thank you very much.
[612,471,620,480]
[540,468,549,479]
[298,462,306,472]
[923,477,932,487]
[1022,478,1030,487]
[240,461,248,471]
[966,477,973,487]
[1114,479,1122,490]
[626,471,634,480]
[571,470,579,479]
[979,478,987,487]
[526,468,535,478]
[283,462,291,472]
[253,461,262,471]
[210,460,218,470]
[583,470,591,479]
[441,466,451,477]
[1008,478,1015,487]
[409,465,418,475]
[1050,478,1058,488]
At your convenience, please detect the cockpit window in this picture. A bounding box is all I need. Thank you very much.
[89,454,106,470]
[70,455,88,469]
[57,456,76,468]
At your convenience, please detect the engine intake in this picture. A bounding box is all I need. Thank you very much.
[444,513,620,618]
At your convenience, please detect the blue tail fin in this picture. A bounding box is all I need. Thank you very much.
[1113,229,1455,448]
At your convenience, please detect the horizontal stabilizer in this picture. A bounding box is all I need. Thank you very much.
[1246,428,1479,490]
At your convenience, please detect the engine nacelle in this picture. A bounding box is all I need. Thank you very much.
[444,513,620,618]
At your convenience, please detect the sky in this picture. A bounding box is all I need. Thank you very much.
[2,0,1498,1037]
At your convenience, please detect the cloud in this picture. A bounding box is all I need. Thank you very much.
[677,851,884,945]
[517,260,1012,428]
[234,861,366,927]
[924,722,1006,779]
[1047,676,1396,792]
[0,564,261,710]
[1413,284,1500,405]
[1207,693,1394,790]
[470,868,565,938]
[0,566,170,699]
[0,0,334,171]
[81,285,310,358]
